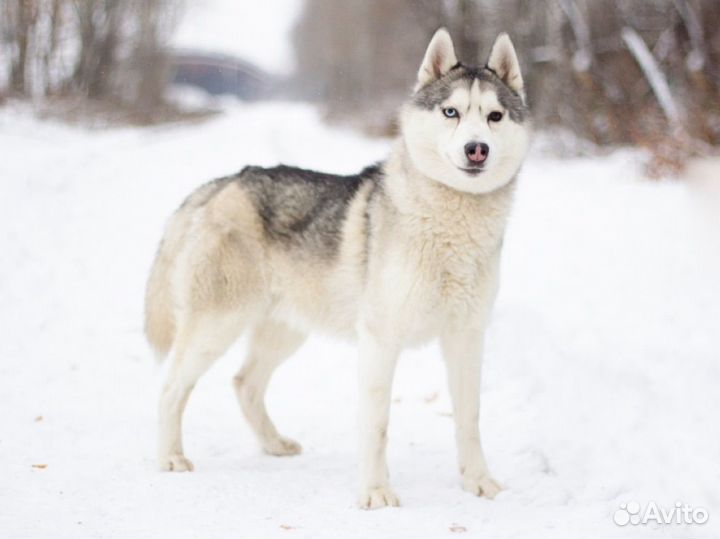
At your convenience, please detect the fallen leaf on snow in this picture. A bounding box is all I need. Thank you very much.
[32,464,48,469]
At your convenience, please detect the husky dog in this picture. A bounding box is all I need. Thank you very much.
[145,28,529,509]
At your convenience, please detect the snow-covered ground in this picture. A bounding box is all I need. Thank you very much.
[0,102,719,539]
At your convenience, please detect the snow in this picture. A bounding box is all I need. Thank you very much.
[172,0,303,75]
[1,101,719,539]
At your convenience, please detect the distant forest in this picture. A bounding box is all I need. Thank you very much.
[293,0,720,162]
[2,0,718,160]
[0,0,182,121]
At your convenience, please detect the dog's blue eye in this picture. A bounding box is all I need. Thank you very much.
[488,111,503,122]
[442,107,458,118]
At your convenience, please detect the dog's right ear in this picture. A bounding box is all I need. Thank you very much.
[416,28,457,90]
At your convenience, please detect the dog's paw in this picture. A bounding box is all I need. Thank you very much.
[462,475,502,499]
[159,453,194,472]
[262,436,302,457]
[358,486,401,509]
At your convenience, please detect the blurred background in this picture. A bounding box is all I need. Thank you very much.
[2,0,719,173]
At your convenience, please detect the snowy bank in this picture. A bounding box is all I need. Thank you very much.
[0,102,718,539]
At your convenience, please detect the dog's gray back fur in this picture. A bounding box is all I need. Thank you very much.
[175,164,383,261]
[236,164,382,259]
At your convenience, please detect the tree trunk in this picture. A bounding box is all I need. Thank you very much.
[10,0,37,95]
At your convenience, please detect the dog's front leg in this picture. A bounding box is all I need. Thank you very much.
[356,325,400,509]
[441,328,501,499]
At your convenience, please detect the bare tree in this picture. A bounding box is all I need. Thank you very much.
[0,0,184,119]
[622,26,681,127]
[70,0,123,98]
[5,0,39,95]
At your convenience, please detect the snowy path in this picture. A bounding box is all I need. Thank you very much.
[1,103,718,538]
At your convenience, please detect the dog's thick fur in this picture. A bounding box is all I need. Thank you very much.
[145,29,530,509]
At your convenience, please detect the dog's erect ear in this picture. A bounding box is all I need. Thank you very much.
[487,33,524,99]
[416,28,457,89]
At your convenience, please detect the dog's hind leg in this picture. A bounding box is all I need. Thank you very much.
[158,311,245,472]
[233,319,306,456]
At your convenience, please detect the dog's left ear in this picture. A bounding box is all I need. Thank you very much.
[416,28,458,90]
[487,33,524,99]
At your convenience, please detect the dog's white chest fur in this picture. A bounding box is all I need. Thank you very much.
[362,167,513,343]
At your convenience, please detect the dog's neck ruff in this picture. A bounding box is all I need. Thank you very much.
[383,140,516,219]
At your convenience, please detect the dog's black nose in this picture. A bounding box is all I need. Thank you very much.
[465,142,489,163]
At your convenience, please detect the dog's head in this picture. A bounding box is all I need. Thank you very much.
[400,29,530,194]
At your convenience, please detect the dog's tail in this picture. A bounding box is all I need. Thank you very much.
[144,180,228,360]
[144,239,176,361]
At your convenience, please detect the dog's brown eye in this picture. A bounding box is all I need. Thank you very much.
[442,107,459,119]
[488,111,503,122]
